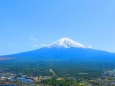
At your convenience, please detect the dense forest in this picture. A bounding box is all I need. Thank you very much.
[0,58,115,79]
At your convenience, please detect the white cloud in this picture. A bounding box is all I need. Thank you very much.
[29,37,47,48]
[33,44,47,47]
[87,45,92,48]
[33,44,39,47]
[30,36,38,42]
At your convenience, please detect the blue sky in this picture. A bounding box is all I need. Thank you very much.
[0,0,115,55]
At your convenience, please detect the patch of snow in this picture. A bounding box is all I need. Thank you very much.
[45,37,86,48]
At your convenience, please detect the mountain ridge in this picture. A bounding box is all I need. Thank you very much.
[0,38,115,61]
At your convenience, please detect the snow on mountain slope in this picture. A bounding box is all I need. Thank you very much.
[45,38,86,48]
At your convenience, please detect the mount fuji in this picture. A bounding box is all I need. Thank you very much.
[1,38,115,78]
[1,37,115,61]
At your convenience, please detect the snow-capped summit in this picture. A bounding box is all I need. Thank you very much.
[46,37,86,48]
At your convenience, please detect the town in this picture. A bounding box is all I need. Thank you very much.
[1,69,115,86]
[0,69,54,86]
